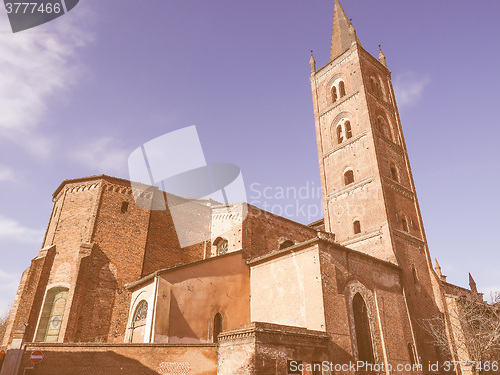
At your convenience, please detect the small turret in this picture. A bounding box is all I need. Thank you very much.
[469,273,478,293]
[309,50,316,75]
[435,259,447,282]
[378,45,387,68]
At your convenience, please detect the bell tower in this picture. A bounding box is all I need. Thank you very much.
[310,0,448,367]
[311,0,426,264]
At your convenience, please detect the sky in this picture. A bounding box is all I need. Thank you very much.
[0,0,499,315]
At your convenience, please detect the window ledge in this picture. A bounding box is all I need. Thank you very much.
[327,176,373,200]
[320,90,360,118]
[324,131,368,158]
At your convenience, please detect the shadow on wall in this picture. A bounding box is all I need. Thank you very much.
[17,350,161,375]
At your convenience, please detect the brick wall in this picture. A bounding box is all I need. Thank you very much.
[18,343,217,375]
[243,205,318,260]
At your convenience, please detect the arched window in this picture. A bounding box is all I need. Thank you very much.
[344,170,354,186]
[377,118,386,137]
[353,220,361,234]
[336,125,344,144]
[331,86,338,102]
[411,216,419,230]
[402,216,409,232]
[370,78,377,94]
[353,293,374,363]
[412,266,419,284]
[345,121,352,139]
[390,164,399,182]
[214,237,228,256]
[133,300,148,322]
[213,313,223,343]
[35,287,69,342]
[130,300,148,343]
[279,240,295,250]
[121,201,129,213]
[339,81,346,97]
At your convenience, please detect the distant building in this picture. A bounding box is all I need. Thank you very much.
[0,1,485,374]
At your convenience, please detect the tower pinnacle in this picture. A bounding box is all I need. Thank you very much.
[330,0,360,60]
[379,45,387,67]
[309,50,316,75]
[469,273,478,293]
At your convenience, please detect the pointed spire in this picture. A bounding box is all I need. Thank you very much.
[330,0,361,60]
[379,45,387,68]
[434,258,442,276]
[309,50,316,75]
[469,273,478,293]
[435,259,447,282]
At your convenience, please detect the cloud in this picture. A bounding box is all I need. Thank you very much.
[70,137,130,177]
[0,5,95,158]
[0,165,16,182]
[393,72,430,106]
[0,215,44,244]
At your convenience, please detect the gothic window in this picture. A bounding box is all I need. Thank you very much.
[353,220,361,234]
[35,287,69,342]
[331,86,338,102]
[279,240,295,250]
[345,121,352,139]
[344,170,354,186]
[402,216,409,232]
[390,164,399,182]
[213,312,223,343]
[412,266,419,283]
[337,125,344,144]
[121,201,129,213]
[411,216,419,230]
[377,118,386,137]
[353,293,374,363]
[214,237,228,256]
[339,80,346,97]
[133,300,148,322]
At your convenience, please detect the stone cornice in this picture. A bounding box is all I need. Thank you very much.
[327,177,373,200]
[313,46,357,82]
[367,91,396,113]
[382,177,415,200]
[319,90,360,118]
[340,227,383,247]
[379,135,404,154]
[323,131,368,158]
[357,45,391,76]
[218,323,329,347]
[392,228,424,245]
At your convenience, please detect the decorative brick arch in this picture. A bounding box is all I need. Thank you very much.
[345,280,381,364]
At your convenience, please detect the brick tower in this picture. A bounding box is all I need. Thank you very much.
[310,0,448,367]
[1,175,204,346]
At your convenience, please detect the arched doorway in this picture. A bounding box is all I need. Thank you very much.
[353,293,374,362]
[213,313,223,343]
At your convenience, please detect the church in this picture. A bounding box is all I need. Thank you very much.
[0,1,484,374]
